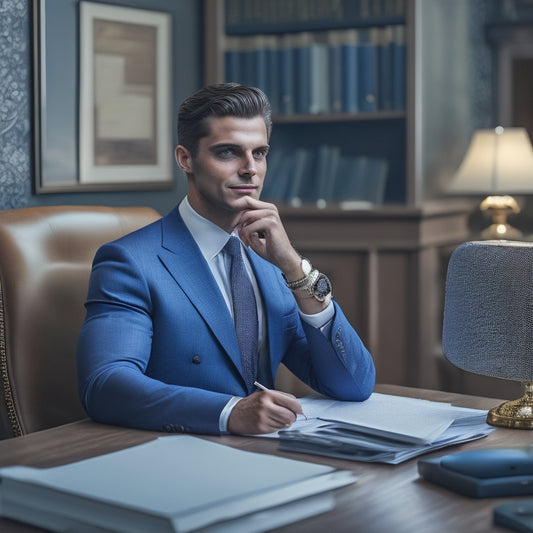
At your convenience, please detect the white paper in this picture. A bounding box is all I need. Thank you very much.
[297,393,461,444]
[271,393,493,464]
[0,436,357,532]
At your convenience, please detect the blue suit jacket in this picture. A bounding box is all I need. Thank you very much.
[77,207,375,434]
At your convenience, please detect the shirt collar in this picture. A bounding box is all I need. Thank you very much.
[178,196,233,262]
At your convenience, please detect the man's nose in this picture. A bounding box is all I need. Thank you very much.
[239,154,257,177]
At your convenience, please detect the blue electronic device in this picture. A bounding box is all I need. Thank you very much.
[494,501,533,533]
[418,448,533,498]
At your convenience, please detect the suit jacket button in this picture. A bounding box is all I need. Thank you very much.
[192,354,201,364]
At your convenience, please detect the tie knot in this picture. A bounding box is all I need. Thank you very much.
[224,236,242,258]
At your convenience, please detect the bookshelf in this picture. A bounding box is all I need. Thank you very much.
[205,0,408,206]
[203,0,478,396]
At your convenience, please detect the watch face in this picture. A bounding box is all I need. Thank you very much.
[301,258,312,276]
[313,273,332,301]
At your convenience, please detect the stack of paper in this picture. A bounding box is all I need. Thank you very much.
[272,393,494,464]
[0,436,357,533]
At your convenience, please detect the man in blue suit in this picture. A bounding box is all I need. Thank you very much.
[77,83,375,436]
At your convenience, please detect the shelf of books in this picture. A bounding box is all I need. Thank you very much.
[205,0,408,206]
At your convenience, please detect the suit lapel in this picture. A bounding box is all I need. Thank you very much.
[157,208,242,374]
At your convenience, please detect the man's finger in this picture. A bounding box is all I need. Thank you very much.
[267,390,304,416]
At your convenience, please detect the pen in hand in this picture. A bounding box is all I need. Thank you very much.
[253,381,270,392]
[253,381,307,420]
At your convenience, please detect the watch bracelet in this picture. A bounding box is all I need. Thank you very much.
[283,258,312,290]
[292,269,320,294]
[284,271,311,290]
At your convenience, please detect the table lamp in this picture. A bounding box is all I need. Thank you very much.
[447,127,533,240]
[443,240,533,429]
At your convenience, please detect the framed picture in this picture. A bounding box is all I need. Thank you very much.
[79,2,172,186]
[33,0,174,193]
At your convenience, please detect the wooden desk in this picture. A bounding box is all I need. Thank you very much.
[0,385,528,533]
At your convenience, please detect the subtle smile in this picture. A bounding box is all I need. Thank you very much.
[229,185,257,194]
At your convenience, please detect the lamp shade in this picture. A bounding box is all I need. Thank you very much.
[448,127,533,194]
[443,240,533,381]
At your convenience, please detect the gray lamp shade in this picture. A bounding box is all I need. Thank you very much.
[443,241,533,381]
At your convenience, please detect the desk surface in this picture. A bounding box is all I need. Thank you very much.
[0,385,528,533]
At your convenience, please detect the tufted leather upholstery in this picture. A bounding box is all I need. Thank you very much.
[0,205,161,439]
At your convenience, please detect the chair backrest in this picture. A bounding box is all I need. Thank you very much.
[0,205,161,439]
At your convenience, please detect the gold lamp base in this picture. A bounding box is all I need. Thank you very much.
[487,382,533,429]
[480,195,523,240]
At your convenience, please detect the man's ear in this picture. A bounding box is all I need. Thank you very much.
[175,145,193,174]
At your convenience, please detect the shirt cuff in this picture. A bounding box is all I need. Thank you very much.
[299,299,335,332]
[219,396,242,434]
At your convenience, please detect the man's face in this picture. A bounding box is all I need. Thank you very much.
[179,115,269,231]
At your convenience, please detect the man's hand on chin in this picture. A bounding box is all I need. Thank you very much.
[234,197,301,272]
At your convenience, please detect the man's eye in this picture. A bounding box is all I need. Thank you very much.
[217,148,235,158]
[254,150,268,160]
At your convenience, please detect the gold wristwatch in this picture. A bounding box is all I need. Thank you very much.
[283,258,332,302]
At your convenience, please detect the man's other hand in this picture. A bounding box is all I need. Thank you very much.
[227,389,303,434]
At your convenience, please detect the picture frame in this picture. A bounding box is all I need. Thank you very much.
[33,0,174,193]
[79,2,172,186]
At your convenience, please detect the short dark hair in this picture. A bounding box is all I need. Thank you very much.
[177,83,272,156]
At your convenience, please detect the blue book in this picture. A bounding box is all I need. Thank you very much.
[279,34,296,115]
[250,35,269,95]
[239,35,255,86]
[360,157,389,204]
[358,28,379,112]
[269,149,296,202]
[225,36,253,86]
[294,32,312,115]
[261,148,284,201]
[327,30,343,113]
[293,32,330,115]
[334,156,388,207]
[224,36,241,83]
[321,147,342,207]
[332,156,365,204]
[286,148,315,206]
[315,144,341,208]
[264,35,280,115]
[340,29,360,113]
[379,26,394,110]
[309,39,330,114]
[294,146,326,204]
[391,25,406,110]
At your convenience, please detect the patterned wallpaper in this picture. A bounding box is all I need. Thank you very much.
[469,0,496,130]
[0,0,31,209]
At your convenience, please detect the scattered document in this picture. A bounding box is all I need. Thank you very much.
[266,393,494,464]
[0,436,357,533]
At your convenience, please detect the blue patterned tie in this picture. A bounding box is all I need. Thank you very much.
[225,236,258,394]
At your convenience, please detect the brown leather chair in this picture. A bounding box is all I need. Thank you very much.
[0,205,161,439]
